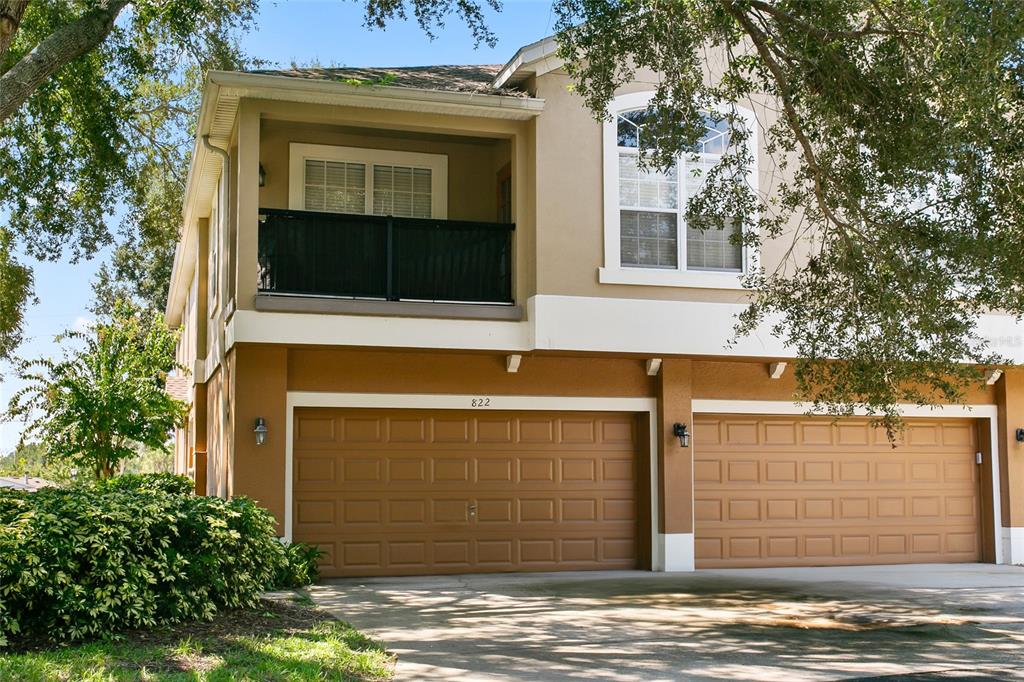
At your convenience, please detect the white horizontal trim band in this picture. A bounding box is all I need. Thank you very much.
[692,399,998,419]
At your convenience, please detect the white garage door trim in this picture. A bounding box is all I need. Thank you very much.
[284,392,672,570]
[692,399,1004,565]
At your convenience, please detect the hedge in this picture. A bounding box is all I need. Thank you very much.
[0,474,319,647]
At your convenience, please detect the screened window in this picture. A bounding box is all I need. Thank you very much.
[372,165,432,218]
[293,145,445,219]
[304,159,366,213]
[614,108,743,272]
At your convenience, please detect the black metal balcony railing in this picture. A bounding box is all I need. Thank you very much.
[257,208,515,304]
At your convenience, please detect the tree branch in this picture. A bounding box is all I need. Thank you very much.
[0,0,29,64]
[719,0,860,239]
[746,0,924,41]
[0,0,130,124]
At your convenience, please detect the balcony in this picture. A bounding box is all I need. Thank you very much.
[257,208,515,314]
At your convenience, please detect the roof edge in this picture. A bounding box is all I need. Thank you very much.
[492,35,561,90]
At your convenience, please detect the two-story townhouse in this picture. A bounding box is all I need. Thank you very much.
[166,36,1024,578]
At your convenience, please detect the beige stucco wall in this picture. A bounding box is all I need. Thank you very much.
[259,119,508,222]
[531,64,801,304]
[226,99,534,311]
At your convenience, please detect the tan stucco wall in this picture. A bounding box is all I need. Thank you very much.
[258,119,507,223]
[204,364,226,497]
[530,65,799,304]
[226,99,534,312]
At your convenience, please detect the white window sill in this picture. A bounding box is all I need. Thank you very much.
[598,266,748,290]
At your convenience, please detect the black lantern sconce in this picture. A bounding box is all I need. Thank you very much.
[672,422,690,448]
[254,417,268,446]
[258,163,266,187]
[1016,428,1024,443]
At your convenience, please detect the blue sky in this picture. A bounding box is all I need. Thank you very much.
[0,0,557,454]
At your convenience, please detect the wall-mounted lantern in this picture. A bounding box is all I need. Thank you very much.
[258,163,266,187]
[254,417,268,446]
[1016,428,1024,443]
[672,422,690,448]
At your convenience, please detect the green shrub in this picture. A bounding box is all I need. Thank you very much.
[91,472,194,496]
[0,474,316,647]
[275,541,323,589]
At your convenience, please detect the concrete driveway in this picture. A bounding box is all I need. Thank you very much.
[308,564,1024,681]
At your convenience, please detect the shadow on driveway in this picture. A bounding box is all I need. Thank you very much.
[309,565,1024,681]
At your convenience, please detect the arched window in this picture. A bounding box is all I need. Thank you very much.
[601,92,756,289]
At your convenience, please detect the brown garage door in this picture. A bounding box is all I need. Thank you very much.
[694,414,984,568]
[293,408,644,577]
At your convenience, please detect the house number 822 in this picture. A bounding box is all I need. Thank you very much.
[470,398,491,407]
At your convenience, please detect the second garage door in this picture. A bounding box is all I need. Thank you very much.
[293,408,644,577]
[694,414,985,568]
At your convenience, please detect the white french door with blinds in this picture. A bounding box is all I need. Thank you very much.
[287,143,449,219]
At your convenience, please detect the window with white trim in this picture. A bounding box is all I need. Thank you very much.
[289,143,448,219]
[602,93,756,288]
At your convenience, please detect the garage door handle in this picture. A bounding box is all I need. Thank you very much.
[468,503,477,518]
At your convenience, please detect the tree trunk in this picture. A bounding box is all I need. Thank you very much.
[0,0,130,124]
[0,0,29,63]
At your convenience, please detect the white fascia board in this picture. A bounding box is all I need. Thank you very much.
[492,35,560,89]
[209,71,545,121]
[229,309,531,352]
[692,399,998,419]
[166,80,222,325]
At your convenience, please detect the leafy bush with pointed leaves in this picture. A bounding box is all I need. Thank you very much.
[91,472,195,496]
[0,474,318,648]
[275,541,324,589]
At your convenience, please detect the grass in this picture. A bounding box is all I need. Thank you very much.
[0,597,394,681]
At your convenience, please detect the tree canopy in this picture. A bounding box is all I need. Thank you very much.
[4,0,1021,429]
[0,0,261,359]
[554,0,1024,428]
[0,0,500,358]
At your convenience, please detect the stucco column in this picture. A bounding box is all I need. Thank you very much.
[657,358,694,570]
[234,100,260,310]
[997,368,1024,563]
[231,344,288,534]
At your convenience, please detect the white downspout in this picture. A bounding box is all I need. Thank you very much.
[201,135,231,498]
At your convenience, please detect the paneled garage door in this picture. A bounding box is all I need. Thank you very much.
[293,408,643,577]
[694,414,984,568]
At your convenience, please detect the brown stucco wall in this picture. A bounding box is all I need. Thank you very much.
[997,368,1024,527]
[693,360,997,404]
[205,345,1015,551]
[658,358,693,534]
[231,345,289,533]
[287,348,656,396]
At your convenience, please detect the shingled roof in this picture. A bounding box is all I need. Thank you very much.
[250,64,526,96]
